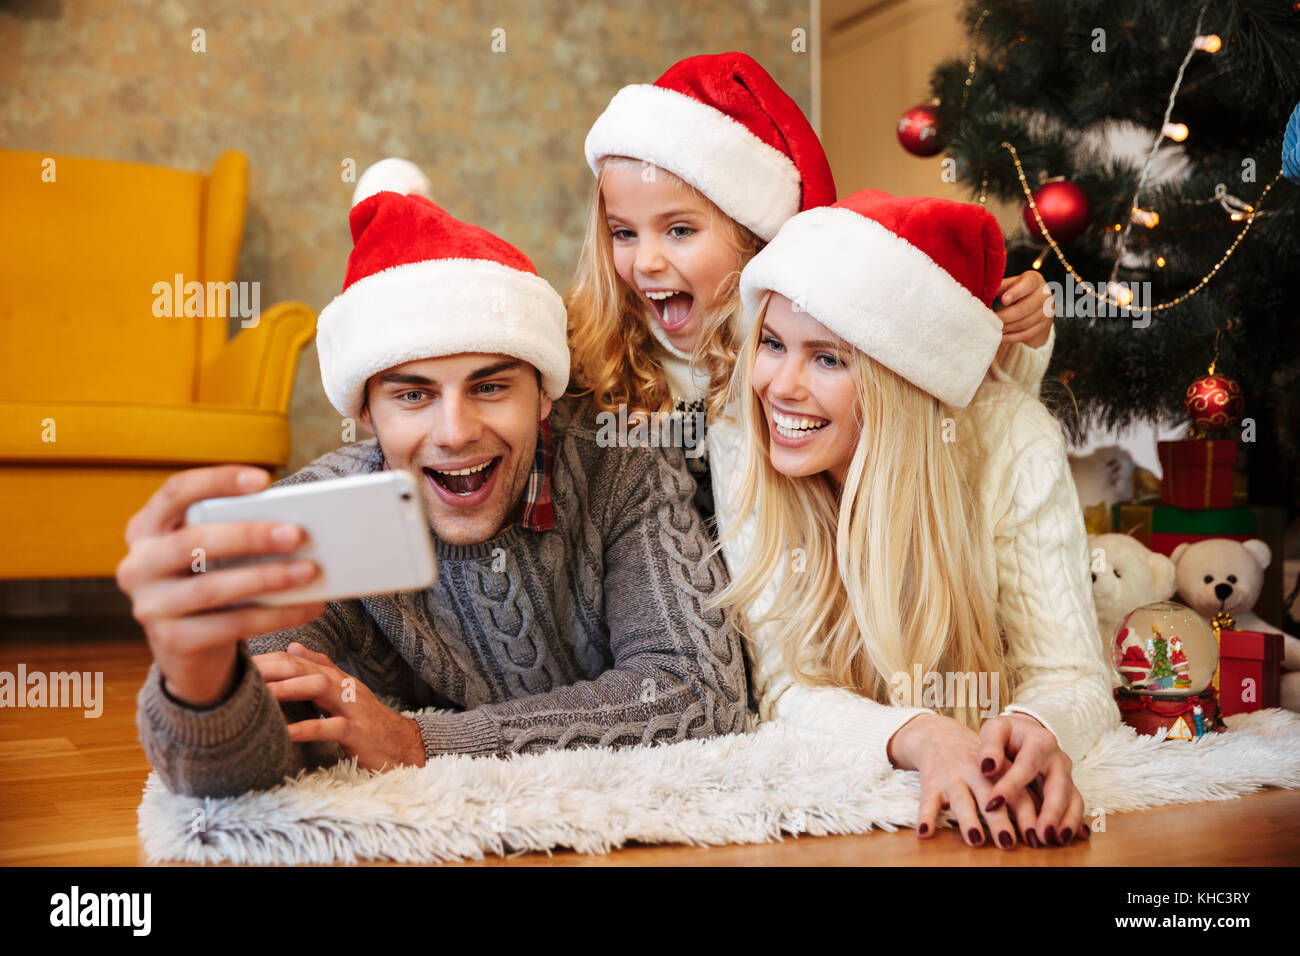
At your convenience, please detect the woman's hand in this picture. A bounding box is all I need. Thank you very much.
[996,270,1054,348]
[887,711,1089,848]
[888,713,1023,849]
[979,713,1087,847]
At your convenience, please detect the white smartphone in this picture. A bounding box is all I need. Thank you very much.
[184,470,438,606]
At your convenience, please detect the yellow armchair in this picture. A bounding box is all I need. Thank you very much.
[0,148,317,579]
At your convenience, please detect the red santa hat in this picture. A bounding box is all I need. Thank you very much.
[583,52,836,241]
[739,188,1006,408]
[316,158,570,421]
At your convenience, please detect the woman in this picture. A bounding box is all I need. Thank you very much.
[567,51,1056,523]
[712,188,1119,850]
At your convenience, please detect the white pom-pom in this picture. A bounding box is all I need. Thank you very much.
[351,158,432,207]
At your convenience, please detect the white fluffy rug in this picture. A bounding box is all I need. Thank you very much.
[137,709,1300,864]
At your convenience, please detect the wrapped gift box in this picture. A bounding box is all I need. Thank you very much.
[1216,629,1284,716]
[1157,439,1236,509]
[1111,504,1286,626]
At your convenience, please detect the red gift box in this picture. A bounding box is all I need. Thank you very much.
[1216,629,1284,716]
[1157,440,1237,509]
[1149,531,1251,554]
[1157,440,1236,509]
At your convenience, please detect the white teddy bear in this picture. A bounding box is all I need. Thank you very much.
[1087,533,1178,687]
[1169,537,1300,712]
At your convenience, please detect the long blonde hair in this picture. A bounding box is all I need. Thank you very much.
[712,292,1018,729]
[565,157,763,420]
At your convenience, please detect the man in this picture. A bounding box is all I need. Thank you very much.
[122,159,747,798]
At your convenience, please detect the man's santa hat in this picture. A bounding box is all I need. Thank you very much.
[739,189,1007,409]
[583,52,836,241]
[316,158,570,422]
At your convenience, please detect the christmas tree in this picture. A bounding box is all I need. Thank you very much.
[1149,632,1174,686]
[928,0,1300,509]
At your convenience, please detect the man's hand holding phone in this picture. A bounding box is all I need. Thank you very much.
[116,466,326,709]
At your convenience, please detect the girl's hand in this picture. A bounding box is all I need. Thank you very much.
[978,713,1087,847]
[995,271,1054,348]
[888,713,1022,850]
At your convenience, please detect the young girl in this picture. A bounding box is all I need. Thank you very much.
[715,188,1119,850]
[568,52,1056,523]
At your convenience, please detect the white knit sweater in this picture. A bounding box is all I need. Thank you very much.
[653,322,1119,769]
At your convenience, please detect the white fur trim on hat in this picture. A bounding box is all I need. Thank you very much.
[317,258,570,421]
[352,158,433,207]
[739,207,1003,408]
[584,84,801,241]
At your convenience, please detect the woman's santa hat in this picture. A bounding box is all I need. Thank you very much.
[583,52,836,241]
[316,158,570,422]
[739,189,1007,408]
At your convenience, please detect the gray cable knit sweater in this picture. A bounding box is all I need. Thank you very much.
[136,395,748,797]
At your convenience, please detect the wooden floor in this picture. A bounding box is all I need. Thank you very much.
[2,616,1299,867]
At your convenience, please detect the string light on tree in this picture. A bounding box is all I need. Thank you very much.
[1179,182,1259,221]
[1107,0,1213,289]
[1130,206,1160,228]
[1002,140,1283,313]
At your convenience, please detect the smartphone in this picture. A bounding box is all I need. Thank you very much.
[184,470,438,606]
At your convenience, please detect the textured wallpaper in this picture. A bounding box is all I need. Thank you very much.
[0,0,812,472]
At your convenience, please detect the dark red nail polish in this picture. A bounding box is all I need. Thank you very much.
[998,830,1014,848]
[918,823,929,836]
[1045,825,1057,845]
[981,757,995,773]
[1080,824,1092,839]
[1026,829,1040,847]
[967,828,983,845]
[985,795,1005,812]
[1061,828,1073,844]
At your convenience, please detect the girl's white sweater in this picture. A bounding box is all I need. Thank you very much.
[652,322,1119,768]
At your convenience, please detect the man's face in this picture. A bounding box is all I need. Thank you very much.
[359,354,552,547]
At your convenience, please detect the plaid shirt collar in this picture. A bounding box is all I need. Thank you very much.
[515,418,554,531]
[379,418,554,533]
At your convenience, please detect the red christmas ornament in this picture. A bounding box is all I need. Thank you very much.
[1184,371,1244,429]
[897,103,944,157]
[1021,180,1092,243]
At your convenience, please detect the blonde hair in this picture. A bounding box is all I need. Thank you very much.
[711,292,1019,729]
[565,157,763,421]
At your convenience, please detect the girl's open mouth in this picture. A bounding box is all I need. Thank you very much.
[646,290,695,333]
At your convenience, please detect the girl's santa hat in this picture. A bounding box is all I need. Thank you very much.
[583,52,836,241]
[317,158,570,421]
[739,188,1007,408]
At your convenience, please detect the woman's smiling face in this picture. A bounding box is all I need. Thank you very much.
[751,292,861,486]
[600,160,743,353]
